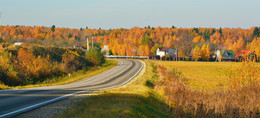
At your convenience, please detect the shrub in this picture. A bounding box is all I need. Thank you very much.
[61,51,84,73]
[85,47,105,66]
[228,60,260,88]
[0,51,20,86]
[16,48,60,84]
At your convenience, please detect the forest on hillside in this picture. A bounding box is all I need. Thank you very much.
[0,45,105,87]
[1,25,260,60]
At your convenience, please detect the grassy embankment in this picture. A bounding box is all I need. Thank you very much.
[0,60,117,90]
[57,61,172,118]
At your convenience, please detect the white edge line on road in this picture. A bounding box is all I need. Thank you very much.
[0,60,143,118]
[98,60,144,90]
[0,90,91,118]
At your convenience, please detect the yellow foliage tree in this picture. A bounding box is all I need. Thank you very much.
[200,44,210,61]
[192,45,201,61]
[193,35,205,43]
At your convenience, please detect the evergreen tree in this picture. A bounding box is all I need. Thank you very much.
[211,29,216,35]
[108,50,113,55]
[218,27,222,35]
[203,29,210,40]
[51,25,55,32]
[192,27,199,33]
[253,27,259,37]
[68,33,73,39]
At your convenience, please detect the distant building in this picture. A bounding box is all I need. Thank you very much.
[215,50,235,62]
[13,42,23,46]
[156,47,177,60]
[74,44,86,50]
[102,45,109,52]
[235,50,257,61]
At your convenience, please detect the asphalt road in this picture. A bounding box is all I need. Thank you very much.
[0,60,143,118]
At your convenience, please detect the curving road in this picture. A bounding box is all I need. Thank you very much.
[0,60,143,118]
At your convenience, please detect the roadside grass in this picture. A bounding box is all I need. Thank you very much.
[0,82,10,89]
[153,61,260,117]
[57,61,172,118]
[0,60,118,90]
[152,61,239,90]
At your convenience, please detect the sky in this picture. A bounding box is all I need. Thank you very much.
[0,0,259,29]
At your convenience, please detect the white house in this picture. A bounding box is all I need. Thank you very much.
[13,42,23,46]
[156,47,177,60]
[102,45,109,52]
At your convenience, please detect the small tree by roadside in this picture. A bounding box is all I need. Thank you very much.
[85,47,105,66]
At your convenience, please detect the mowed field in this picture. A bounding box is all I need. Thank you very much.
[152,61,238,90]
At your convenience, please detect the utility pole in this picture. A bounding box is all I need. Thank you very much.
[92,37,94,48]
[87,38,89,51]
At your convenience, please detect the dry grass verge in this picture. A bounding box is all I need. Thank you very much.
[154,61,260,117]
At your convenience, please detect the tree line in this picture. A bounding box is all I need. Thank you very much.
[1,25,260,60]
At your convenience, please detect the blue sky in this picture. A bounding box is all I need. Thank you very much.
[0,0,259,29]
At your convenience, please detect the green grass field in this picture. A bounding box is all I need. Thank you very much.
[152,61,239,90]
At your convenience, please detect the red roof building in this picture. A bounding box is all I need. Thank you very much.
[235,50,252,59]
[235,50,257,61]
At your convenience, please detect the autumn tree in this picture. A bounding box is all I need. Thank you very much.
[17,48,55,83]
[61,51,84,72]
[248,38,260,60]
[200,44,210,61]
[141,36,153,45]
[193,35,205,43]
[192,45,201,61]
[0,51,19,86]
[151,44,163,55]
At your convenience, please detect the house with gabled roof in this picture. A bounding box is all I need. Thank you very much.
[215,49,236,62]
[156,47,177,60]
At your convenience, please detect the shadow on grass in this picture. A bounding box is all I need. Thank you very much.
[57,93,172,118]
[57,92,249,118]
